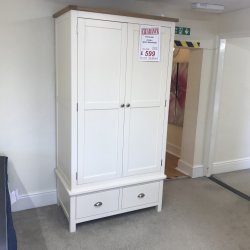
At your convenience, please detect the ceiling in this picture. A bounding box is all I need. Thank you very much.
[49,0,250,14]
[138,0,250,13]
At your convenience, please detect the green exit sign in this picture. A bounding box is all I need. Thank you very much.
[175,26,191,36]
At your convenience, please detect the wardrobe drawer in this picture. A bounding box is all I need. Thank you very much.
[76,189,119,219]
[122,182,159,209]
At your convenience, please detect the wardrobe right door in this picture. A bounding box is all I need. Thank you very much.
[123,23,171,176]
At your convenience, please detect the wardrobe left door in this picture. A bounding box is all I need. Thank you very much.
[77,18,127,184]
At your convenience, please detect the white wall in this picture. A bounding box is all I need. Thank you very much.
[177,49,207,178]
[172,8,218,178]
[212,38,250,174]
[180,50,203,164]
[0,0,219,211]
[0,0,64,211]
[175,43,216,178]
[207,9,250,174]
[219,8,250,37]
[194,48,215,167]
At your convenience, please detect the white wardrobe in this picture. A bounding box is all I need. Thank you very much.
[54,6,177,232]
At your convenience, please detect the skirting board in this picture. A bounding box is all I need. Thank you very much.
[212,157,250,175]
[166,143,181,157]
[12,190,57,212]
[177,159,204,178]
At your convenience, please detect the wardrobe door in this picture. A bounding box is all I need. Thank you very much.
[77,19,127,183]
[123,24,171,176]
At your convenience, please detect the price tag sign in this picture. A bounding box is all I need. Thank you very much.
[139,25,160,62]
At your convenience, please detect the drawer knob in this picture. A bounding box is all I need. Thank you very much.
[137,193,145,199]
[94,201,103,207]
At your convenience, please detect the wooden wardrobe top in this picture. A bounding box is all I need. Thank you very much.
[53,5,179,22]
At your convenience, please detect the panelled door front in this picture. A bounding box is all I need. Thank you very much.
[123,24,171,176]
[77,18,127,183]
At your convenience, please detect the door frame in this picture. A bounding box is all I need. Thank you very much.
[203,38,226,176]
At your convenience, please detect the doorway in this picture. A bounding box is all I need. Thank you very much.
[165,46,203,179]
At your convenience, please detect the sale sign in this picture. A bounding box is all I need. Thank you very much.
[139,25,160,62]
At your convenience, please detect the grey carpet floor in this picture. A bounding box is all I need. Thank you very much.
[13,178,250,250]
[213,169,250,196]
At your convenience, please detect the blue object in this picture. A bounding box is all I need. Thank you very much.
[0,156,17,250]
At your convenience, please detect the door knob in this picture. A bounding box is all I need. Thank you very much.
[126,103,130,108]
[137,193,145,199]
[94,201,103,207]
[120,104,125,108]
